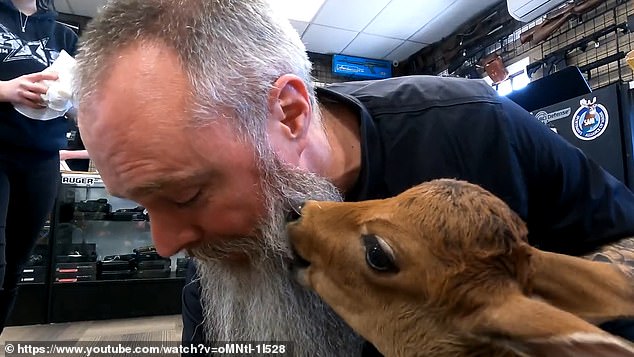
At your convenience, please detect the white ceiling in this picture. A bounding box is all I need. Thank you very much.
[55,0,503,63]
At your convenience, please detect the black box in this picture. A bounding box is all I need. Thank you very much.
[56,243,98,263]
[137,259,170,270]
[55,262,97,282]
[55,275,96,283]
[135,268,171,279]
[75,198,111,213]
[99,260,134,272]
[56,262,97,273]
[176,257,189,269]
[21,266,47,283]
[98,270,136,280]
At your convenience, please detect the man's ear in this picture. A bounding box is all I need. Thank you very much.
[465,294,634,356]
[266,74,312,164]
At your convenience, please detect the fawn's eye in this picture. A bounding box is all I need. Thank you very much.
[363,234,398,273]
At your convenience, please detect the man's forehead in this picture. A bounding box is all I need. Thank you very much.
[80,50,189,125]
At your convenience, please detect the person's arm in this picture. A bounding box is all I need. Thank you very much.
[59,149,89,161]
[0,72,58,108]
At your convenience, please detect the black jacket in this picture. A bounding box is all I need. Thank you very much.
[323,75,634,255]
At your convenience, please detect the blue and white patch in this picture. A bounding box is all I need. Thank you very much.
[571,97,609,141]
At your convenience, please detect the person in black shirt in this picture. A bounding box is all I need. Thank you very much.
[0,0,77,333]
[72,0,634,355]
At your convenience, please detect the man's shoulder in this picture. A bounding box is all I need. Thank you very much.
[321,75,502,115]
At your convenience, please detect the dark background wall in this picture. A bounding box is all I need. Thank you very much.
[401,0,634,90]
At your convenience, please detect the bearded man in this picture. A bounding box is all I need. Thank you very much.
[74,0,634,356]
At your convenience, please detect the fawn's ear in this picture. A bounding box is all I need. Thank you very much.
[529,248,634,324]
[467,294,634,357]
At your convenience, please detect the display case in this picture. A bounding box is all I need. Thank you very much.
[8,172,187,325]
[6,172,188,325]
[47,172,187,322]
[55,173,159,283]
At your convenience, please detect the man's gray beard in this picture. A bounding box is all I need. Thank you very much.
[189,157,364,356]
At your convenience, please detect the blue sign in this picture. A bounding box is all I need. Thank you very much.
[332,54,392,79]
[571,97,609,141]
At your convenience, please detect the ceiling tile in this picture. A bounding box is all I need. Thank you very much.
[313,0,391,32]
[364,0,457,40]
[289,20,309,37]
[55,0,72,14]
[410,0,502,44]
[66,0,105,18]
[385,40,428,62]
[409,12,466,43]
[342,33,403,59]
[301,24,358,55]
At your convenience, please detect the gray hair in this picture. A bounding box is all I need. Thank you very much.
[75,0,319,150]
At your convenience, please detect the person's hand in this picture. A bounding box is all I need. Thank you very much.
[0,71,59,109]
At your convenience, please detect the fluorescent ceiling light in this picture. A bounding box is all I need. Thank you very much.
[497,80,513,96]
[267,0,326,22]
[512,74,530,91]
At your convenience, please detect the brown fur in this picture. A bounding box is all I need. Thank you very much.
[287,179,634,357]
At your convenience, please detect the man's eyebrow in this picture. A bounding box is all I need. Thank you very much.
[124,172,213,198]
[126,181,165,198]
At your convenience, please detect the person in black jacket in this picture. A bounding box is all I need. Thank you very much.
[72,0,634,355]
[0,0,77,332]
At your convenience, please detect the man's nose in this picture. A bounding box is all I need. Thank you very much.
[150,217,202,257]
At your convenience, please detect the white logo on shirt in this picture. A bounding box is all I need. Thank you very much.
[0,23,58,66]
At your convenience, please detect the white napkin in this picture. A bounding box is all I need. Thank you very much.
[14,50,77,120]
